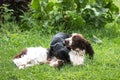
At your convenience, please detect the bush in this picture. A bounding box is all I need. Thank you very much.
[0,0,119,32]
[29,0,119,30]
[0,0,31,21]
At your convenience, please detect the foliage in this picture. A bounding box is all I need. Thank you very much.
[0,4,19,33]
[28,0,119,30]
[0,0,31,20]
[0,0,119,32]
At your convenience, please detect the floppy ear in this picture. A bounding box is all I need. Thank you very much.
[13,48,27,59]
[50,44,56,47]
[86,43,94,59]
[76,35,94,59]
[47,43,60,60]
[47,48,54,61]
[82,38,94,59]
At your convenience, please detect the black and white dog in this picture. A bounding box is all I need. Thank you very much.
[47,32,71,63]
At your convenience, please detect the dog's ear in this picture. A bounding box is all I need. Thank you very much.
[13,48,27,59]
[77,36,94,59]
[82,39,94,59]
[47,48,54,60]
[50,44,56,47]
[85,43,94,59]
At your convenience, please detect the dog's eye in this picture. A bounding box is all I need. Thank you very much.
[72,35,80,41]
[73,36,78,39]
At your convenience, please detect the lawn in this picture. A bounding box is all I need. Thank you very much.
[0,0,120,80]
[0,27,120,80]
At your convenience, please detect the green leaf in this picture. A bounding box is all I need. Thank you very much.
[31,0,40,10]
[93,35,102,44]
[109,3,119,14]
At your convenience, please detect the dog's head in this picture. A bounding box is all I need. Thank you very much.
[65,33,94,59]
[65,33,88,50]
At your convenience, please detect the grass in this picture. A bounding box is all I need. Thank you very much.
[0,26,120,80]
[0,0,120,79]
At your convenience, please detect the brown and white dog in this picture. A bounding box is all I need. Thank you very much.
[65,33,94,65]
[13,46,64,69]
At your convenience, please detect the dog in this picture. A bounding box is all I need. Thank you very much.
[13,46,64,69]
[47,32,71,63]
[65,33,94,59]
[65,33,94,65]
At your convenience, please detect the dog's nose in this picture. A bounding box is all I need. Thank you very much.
[64,40,69,45]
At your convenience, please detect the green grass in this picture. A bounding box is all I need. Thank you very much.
[0,27,120,80]
[0,0,120,80]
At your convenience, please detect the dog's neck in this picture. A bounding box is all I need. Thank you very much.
[71,48,85,56]
[69,48,85,66]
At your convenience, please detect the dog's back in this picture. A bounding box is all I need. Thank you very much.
[50,32,69,45]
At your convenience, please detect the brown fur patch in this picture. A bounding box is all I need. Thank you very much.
[70,33,94,59]
[13,48,27,59]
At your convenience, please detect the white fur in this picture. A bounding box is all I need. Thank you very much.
[13,47,48,69]
[49,57,63,67]
[65,37,72,46]
[65,33,80,46]
[69,49,85,66]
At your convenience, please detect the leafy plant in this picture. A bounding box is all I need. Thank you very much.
[0,4,19,33]
[30,0,119,30]
[0,0,119,32]
[0,0,31,20]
